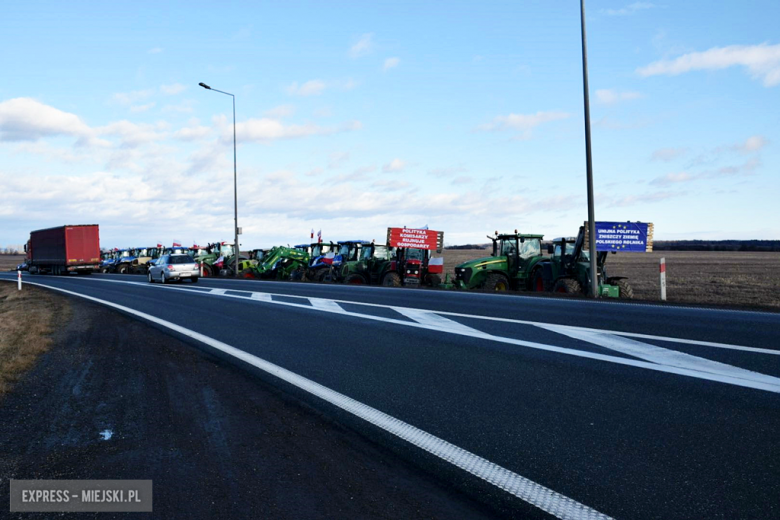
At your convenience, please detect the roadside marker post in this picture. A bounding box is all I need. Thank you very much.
[17,270,22,291]
[660,257,667,301]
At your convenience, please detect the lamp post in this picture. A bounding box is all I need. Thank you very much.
[579,0,598,298]
[199,82,239,278]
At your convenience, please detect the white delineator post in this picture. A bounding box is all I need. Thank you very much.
[660,257,667,301]
[199,262,203,277]
[17,270,22,291]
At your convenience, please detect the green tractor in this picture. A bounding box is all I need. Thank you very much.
[245,246,309,280]
[338,242,392,284]
[320,240,369,283]
[535,226,633,298]
[453,231,546,292]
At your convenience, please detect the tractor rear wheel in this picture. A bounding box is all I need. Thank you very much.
[345,274,366,285]
[382,272,402,287]
[552,278,582,296]
[612,279,634,299]
[425,274,442,287]
[483,273,510,292]
[531,269,550,292]
[118,264,129,275]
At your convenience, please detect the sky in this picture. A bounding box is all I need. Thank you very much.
[1,1,778,249]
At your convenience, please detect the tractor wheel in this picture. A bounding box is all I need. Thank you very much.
[612,279,634,299]
[425,274,442,287]
[201,265,213,277]
[552,278,582,296]
[118,264,129,275]
[345,274,366,285]
[101,267,109,273]
[531,269,550,292]
[382,272,402,287]
[317,269,331,283]
[483,273,510,292]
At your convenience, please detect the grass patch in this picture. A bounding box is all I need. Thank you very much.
[0,282,70,397]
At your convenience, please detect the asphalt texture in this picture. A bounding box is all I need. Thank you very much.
[1,272,779,519]
[0,298,494,519]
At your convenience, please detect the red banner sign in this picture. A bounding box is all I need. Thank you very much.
[387,228,443,251]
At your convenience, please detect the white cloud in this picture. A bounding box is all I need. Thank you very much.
[148,47,163,54]
[477,111,570,138]
[739,135,768,153]
[173,124,211,141]
[160,83,187,95]
[265,105,295,118]
[650,158,761,186]
[383,57,400,71]
[428,165,468,178]
[0,97,92,141]
[231,117,361,143]
[113,89,155,106]
[651,147,688,161]
[595,89,643,105]
[382,158,406,173]
[287,80,326,96]
[602,2,655,16]
[130,102,156,113]
[451,176,473,185]
[349,33,374,59]
[328,151,350,169]
[637,43,780,87]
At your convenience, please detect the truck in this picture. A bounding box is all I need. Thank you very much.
[25,224,101,275]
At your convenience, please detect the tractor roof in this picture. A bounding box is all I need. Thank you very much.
[337,240,371,245]
[496,233,544,239]
[293,243,310,248]
[552,237,577,243]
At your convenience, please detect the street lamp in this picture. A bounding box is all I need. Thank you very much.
[579,0,598,298]
[199,82,239,278]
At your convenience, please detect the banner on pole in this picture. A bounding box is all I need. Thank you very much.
[585,221,654,252]
[387,228,444,252]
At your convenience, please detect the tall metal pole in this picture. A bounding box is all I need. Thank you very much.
[232,95,238,278]
[199,82,239,278]
[580,0,598,298]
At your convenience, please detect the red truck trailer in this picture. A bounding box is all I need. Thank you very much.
[25,225,101,275]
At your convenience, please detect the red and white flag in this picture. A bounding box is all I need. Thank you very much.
[310,229,314,239]
[317,230,322,243]
[173,242,181,247]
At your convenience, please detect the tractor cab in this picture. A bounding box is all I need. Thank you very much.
[334,240,369,266]
[293,243,311,255]
[454,230,545,291]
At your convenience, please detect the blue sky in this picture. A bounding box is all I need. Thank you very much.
[1,1,778,249]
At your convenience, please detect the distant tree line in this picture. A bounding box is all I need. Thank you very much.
[652,240,780,252]
[445,240,780,252]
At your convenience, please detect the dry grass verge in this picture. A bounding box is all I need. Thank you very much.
[0,282,70,397]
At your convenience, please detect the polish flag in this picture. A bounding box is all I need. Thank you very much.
[173,242,181,247]
[317,230,322,243]
[321,251,336,265]
[428,256,444,274]
[310,229,314,239]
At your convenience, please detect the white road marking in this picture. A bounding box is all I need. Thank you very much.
[539,324,780,387]
[250,292,273,302]
[309,298,346,313]
[10,277,780,392]
[210,289,228,295]
[394,307,483,335]
[43,274,780,356]
[7,279,610,520]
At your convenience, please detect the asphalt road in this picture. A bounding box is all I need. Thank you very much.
[2,271,779,519]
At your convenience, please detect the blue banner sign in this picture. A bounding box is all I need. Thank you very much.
[595,222,651,252]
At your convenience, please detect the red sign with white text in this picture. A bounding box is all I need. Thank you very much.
[387,228,443,251]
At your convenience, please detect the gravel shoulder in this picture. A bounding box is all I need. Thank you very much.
[0,292,496,519]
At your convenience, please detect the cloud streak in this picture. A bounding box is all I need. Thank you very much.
[638,43,780,87]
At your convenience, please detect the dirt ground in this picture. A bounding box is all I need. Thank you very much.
[441,249,780,310]
[0,282,70,396]
[0,254,25,272]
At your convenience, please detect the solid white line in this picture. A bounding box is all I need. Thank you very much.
[4,278,610,520]
[48,275,779,356]
[539,324,780,387]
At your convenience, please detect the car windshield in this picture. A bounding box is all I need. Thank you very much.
[169,255,195,264]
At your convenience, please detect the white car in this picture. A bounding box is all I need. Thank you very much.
[148,254,199,284]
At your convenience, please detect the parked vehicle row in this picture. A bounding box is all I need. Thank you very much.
[20,223,637,298]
